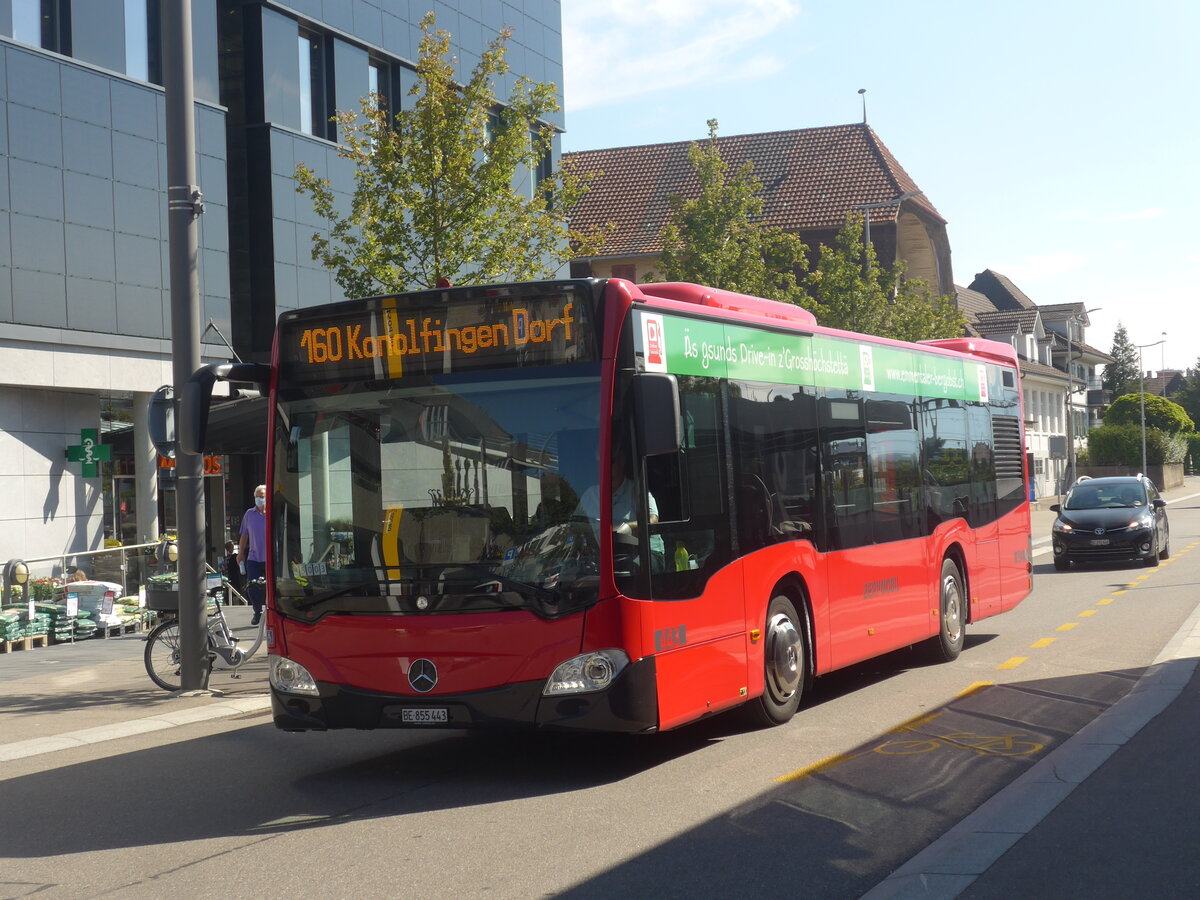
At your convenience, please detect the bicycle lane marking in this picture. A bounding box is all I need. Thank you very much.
[0,696,271,763]
[773,681,1043,784]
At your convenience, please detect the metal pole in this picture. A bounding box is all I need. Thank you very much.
[164,0,209,692]
[1065,319,1074,489]
[1140,356,1147,477]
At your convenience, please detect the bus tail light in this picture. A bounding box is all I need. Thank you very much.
[543,649,630,696]
[269,654,320,696]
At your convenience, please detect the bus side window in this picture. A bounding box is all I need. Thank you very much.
[648,378,731,599]
[820,394,871,551]
[729,382,817,553]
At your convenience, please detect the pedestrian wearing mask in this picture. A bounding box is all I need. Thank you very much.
[238,484,267,624]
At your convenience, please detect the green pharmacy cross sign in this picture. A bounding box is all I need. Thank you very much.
[67,428,111,478]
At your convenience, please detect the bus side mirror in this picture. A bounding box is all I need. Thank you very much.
[635,373,680,456]
[179,363,270,455]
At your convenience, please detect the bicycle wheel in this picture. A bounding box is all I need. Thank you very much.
[144,619,184,691]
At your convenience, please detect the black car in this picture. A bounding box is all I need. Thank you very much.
[1050,476,1169,570]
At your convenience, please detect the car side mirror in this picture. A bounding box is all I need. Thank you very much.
[1152,498,1166,509]
[1049,503,1061,512]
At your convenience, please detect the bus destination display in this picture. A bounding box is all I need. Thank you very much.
[280,289,593,385]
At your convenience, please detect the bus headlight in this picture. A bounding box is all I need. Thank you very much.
[269,654,319,696]
[543,649,630,696]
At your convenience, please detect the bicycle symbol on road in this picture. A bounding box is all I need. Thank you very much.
[875,732,1044,757]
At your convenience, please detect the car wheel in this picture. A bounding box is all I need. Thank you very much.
[1054,556,1070,571]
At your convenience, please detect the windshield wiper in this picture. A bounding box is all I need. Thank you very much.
[291,581,381,611]
[287,567,559,613]
[441,563,560,604]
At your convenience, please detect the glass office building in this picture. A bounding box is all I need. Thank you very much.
[0,1,565,578]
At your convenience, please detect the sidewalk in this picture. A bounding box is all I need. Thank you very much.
[867,474,1200,898]
[0,605,270,762]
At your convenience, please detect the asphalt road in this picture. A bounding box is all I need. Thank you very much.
[2,502,1199,899]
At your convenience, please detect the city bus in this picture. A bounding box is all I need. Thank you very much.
[189,278,1031,733]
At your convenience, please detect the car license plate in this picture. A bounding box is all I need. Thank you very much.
[401,708,448,724]
[1090,539,1110,546]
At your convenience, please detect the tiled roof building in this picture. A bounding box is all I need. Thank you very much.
[564,123,953,295]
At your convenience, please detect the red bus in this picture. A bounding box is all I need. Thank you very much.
[191,278,1031,733]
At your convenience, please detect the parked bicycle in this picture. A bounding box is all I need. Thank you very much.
[144,577,267,691]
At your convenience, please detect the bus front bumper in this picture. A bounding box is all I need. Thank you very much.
[270,655,658,734]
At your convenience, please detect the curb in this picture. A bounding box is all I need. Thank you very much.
[0,695,272,763]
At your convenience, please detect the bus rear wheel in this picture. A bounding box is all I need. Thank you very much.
[925,558,965,663]
[747,594,806,727]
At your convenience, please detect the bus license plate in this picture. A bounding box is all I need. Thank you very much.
[401,708,448,724]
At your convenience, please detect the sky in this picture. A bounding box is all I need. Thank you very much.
[558,0,1199,373]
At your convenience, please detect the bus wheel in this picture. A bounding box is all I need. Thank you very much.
[748,594,805,726]
[926,558,965,663]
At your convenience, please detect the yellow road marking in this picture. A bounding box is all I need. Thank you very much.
[1114,590,1128,595]
[958,682,993,698]
[1079,610,1097,617]
[1030,638,1055,648]
[1057,622,1079,632]
[1097,598,1114,606]
[997,657,1027,670]
[775,752,859,783]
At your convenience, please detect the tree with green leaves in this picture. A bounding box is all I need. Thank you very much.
[805,216,966,341]
[1101,322,1141,400]
[1103,392,1195,433]
[295,13,601,297]
[1171,357,1200,428]
[655,119,810,303]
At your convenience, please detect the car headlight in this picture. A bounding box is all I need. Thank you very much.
[1053,520,1073,533]
[543,649,630,696]
[1128,515,1154,530]
[269,654,320,696]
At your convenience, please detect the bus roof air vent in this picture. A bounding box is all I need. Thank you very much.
[636,282,818,326]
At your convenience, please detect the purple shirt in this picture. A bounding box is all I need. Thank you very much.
[239,507,267,563]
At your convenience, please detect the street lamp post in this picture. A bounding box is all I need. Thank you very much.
[1136,338,1167,476]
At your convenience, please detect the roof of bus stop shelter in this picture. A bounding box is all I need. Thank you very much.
[106,396,269,458]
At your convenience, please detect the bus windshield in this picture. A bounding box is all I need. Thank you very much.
[272,364,602,620]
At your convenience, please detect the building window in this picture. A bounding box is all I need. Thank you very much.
[12,0,70,54]
[299,29,329,138]
[368,58,391,111]
[612,264,636,282]
[125,0,150,81]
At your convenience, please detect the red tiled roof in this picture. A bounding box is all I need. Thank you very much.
[563,123,944,258]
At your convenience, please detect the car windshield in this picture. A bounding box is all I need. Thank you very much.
[1064,482,1146,510]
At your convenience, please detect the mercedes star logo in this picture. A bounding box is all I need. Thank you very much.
[408,658,438,693]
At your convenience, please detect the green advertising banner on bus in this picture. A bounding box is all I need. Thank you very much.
[635,310,987,403]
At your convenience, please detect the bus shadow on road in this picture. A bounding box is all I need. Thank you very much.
[552,660,1163,899]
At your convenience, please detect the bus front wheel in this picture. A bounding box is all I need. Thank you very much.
[748,594,806,726]
[926,558,965,663]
